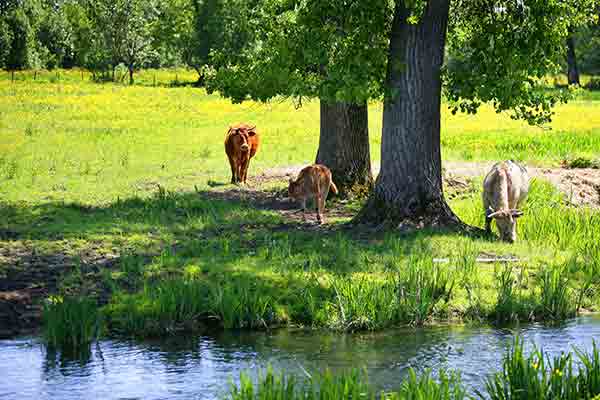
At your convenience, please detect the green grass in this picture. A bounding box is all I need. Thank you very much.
[1,70,600,344]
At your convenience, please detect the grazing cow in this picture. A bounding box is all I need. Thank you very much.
[224,123,260,184]
[482,160,530,243]
[288,164,338,224]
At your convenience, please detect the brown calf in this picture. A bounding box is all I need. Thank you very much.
[288,164,338,224]
[224,123,260,184]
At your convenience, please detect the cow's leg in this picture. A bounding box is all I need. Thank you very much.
[241,157,250,185]
[300,198,307,221]
[315,193,324,224]
[319,185,330,224]
[236,161,244,185]
[228,156,237,184]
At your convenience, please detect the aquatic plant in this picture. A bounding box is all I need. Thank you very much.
[396,255,455,326]
[42,296,102,353]
[208,278,277,329]
[492,265,533,324]
[538,265,575,322]
[329,276,397,331]
[228,367,467,400]
[481,338,600,400]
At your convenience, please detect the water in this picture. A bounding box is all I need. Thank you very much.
[1,315,599,400]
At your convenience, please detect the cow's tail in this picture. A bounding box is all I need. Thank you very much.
[329,181,338,195]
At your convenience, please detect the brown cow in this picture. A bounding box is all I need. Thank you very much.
[224,123,260,184]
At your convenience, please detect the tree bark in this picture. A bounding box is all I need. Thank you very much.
[356,0,465,230]
[129,64,134,85]
[566,27,580,86]
[316,100,373,197]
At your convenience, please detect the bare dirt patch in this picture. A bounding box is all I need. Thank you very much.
[262,162,600,208]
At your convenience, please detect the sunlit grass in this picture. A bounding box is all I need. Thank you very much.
[1,71,600,204]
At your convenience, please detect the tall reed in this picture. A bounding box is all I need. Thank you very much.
[42,296,102,353]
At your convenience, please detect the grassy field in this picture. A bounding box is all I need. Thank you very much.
[1,70,600,343]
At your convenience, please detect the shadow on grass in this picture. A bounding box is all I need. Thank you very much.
[0,184,495,337]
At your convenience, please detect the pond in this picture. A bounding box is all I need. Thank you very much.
[1,315,600,400]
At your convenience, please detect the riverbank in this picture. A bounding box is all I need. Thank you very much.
[2,317,600,400]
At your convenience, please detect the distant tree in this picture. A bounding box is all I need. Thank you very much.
[0,18,12,69]
[152,0,194,67]
[37,5,75,69]
[186,0,254,84]
[566,27,581,85]
[4,2,42,70]
[62,0,95,68]
[88,0,157,83]
[575,8,600,76]
[120,0,158,84]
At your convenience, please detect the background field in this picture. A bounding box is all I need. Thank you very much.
[1,71,600,337]
[1,69,600,204]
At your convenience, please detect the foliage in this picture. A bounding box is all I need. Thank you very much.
[152,0,194,67]
[0,18,12,69]
[36,5,74,69]
[208,0,392,103]
[538,265,576,322]
[3,2,41,69]
[446,0,598,126]
[87,0,158,82]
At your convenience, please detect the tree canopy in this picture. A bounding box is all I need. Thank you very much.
[209,0,597,125]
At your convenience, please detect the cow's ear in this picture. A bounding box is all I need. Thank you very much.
[248,126,257,136]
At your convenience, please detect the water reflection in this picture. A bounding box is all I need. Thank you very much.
[0,315,599,400]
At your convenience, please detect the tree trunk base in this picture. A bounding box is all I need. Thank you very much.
[354,195,484,236]
[331,174,374,199]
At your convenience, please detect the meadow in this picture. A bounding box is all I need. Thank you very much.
[1,69,600,345]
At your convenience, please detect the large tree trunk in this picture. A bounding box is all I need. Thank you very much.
[356,0,465,230]
[566,27,580,86]
[316,100,373,197]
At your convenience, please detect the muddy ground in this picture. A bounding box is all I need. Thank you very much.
[1,162,598,337]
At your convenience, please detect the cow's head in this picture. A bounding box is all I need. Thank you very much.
[288,177,300,200]
[229,126,256,153]
[229,126,256,152]
[488,208,523,243]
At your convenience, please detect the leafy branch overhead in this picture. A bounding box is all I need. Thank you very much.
[209,0,598,125]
